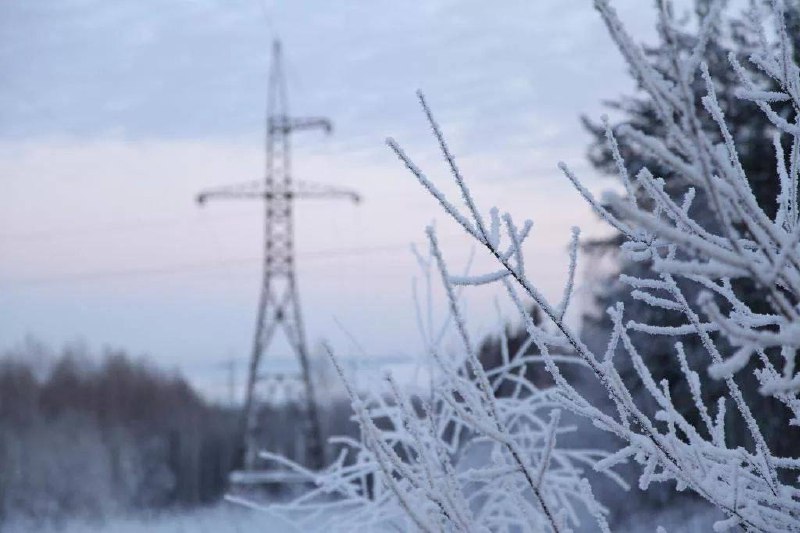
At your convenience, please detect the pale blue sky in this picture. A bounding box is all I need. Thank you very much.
[0,0,655,401]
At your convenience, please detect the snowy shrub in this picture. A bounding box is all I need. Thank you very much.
[579,0,800,511]
[246,0,800,531]
[386,0,800,530]
[232,246,621,531]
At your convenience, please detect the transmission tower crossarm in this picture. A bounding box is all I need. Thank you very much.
[292,180,360,203]
[196,180,263,205]
[196,179,360,205]
[269,116,333,135]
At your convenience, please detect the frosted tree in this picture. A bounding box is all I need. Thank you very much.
[233,246,621,532]
[581,0,800,486]
[384,0,800,530]
[243,0,800,531]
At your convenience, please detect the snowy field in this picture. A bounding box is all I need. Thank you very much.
[4,505,268,533]
[4,500,721,532]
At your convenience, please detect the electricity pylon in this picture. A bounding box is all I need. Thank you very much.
[197,40,359,472]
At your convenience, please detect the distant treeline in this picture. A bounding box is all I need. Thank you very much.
[0,341,240,525]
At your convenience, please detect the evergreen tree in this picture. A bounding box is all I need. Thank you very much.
[581,0,800,505]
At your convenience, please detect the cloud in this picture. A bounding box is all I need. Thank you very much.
[0,0,651,396]
[0,0,650,150]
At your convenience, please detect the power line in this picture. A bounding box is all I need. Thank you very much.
[0,211,261,243]
[0,192,423,244]
[0,238,458,287]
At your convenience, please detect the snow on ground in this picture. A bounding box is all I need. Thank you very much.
[4,504,270,533]
[4,495,721,532]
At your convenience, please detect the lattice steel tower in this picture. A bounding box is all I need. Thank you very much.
[197,40,359,471]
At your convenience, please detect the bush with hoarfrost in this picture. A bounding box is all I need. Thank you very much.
[246,1,800,531]
[232,245,622,531]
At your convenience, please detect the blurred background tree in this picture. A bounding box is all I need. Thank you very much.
[580,0,800,508]
[0,341,239,524]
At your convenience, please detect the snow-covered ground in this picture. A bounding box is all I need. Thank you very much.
[4,499,721,532]
[4,504,268,533]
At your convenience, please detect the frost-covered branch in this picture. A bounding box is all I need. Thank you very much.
[234,1,800,531]
[382,2,800,530]
[244,245,619,532]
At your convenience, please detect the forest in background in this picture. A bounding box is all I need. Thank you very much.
[0,339,359,528]
[0,340,239,525]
